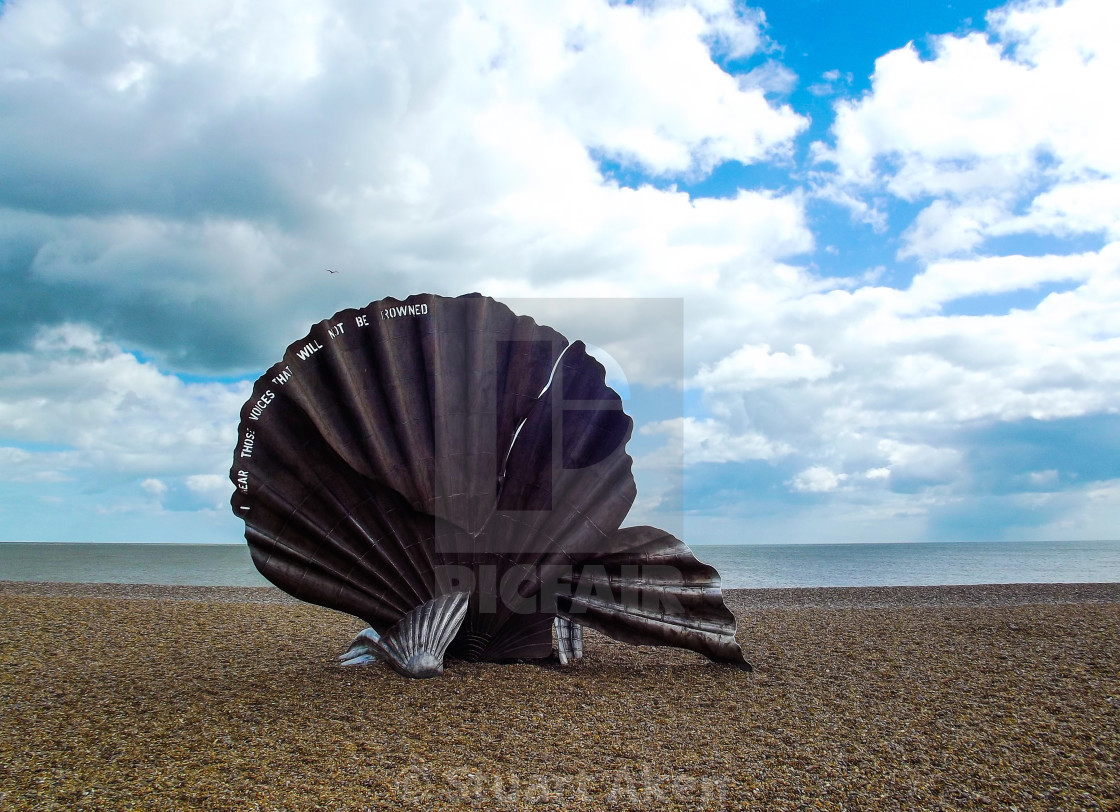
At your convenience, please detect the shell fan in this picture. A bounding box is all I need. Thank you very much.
[230,293,748,677]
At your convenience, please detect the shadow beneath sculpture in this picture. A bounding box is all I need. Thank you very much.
[231,293,749,678]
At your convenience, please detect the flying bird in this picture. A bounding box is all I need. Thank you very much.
[326,268,338,274]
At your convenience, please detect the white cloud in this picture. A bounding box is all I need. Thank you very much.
[876,439,962,484]
[1,0,1118,544]
[789,465,846,493]
[807,68,852,97]
[0,0,820,542]
[527,1,804,175]
[1027,469,1059,487]
[693,342,834,391]
[1008,179,1120,240]
[140,478,168,497]
[0,0,810,378]
[679,237,1120,493]
[642,417,789,465]
[184,473,234,509]
[814,0,1120,263]
[904,245,1116,310]
[676,0,1113,526]
[1015,478,1120,540]
[0,325,248,481]
[899,199,1008,260]
[737,60,798,96]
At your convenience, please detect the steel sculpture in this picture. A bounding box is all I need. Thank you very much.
[230,293,749,677]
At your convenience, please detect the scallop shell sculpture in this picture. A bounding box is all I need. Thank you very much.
[230,293,748,677]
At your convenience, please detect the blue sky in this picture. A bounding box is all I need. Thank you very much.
[0,0,1117,544]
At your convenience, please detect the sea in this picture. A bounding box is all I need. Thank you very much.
[1,539,1118,589]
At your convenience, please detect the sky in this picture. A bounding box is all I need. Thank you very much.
[1,0,1118,545]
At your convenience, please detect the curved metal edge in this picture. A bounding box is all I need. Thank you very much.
[339,591,471,678]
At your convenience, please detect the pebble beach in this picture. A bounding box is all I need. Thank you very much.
[1,581,1117,811]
